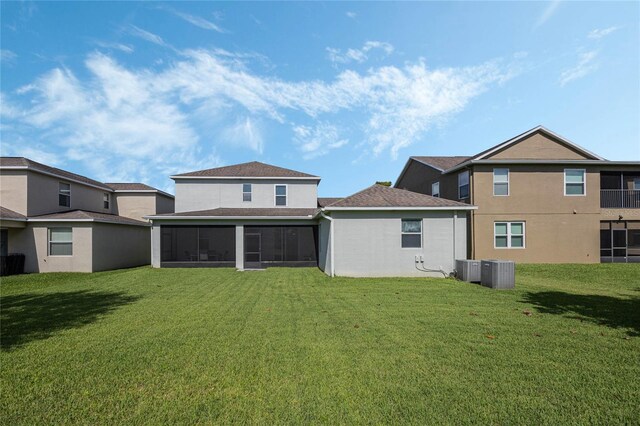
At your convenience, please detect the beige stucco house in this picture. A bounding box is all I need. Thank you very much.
[0,158,174,273]
[395,126,640,263]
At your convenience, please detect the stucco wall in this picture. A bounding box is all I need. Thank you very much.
[395,161,461,201]
[0,171,28,215]
[26,171,112,216]
[113,193,156,221]
[318,217,332,275]
[91,223,150,271]
[487,133,590,160]
[156,194,175,214]
[331,210,467,277]
[151,224,161,267]
[9,223,94,273]
[174,179,318,212]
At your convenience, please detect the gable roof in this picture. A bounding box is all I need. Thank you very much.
[28,210,148,226]
[317,197,343,207]
[0,206,27,221]
[0,157,113,191]
[411,156,471,171]
[172,161,320,180]
[325,184,474,210]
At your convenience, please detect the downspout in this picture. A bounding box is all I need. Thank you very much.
[453,211,457,267]
[319,211,335,277]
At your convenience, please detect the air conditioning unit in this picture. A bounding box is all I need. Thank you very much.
[455,259,481,283]
[480,260,515,289]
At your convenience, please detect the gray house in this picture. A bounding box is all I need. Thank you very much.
[148,161,474,277]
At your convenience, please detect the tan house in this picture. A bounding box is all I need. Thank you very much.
[395,126,640,263]
[0,157,174,273]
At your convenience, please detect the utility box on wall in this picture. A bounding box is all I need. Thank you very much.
[456,259,481,283]
[480,260,515,289]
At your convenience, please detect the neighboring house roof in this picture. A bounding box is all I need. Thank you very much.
[171,161,321,180]
[317,197,343,207]
[28,210,148,226]
[411,156,471,171]
[325,184,474,210]
[105,183,175,198]
[0,157,113,191]
[0,206,27,221]
[148,207,319,219]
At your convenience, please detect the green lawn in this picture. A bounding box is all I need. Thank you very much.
[1,265,639,425]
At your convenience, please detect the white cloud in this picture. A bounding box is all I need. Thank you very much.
[95,41,134,54]
[127,25,168,47]
[534,1,560,29]
[164,7,226,33]
[293,123,348,159]
[588,26,620,39]
[222,117,264,154]
[327,41,394,64]
[1,49,17,63]
[346,11,357,19]
[559,50,599,86]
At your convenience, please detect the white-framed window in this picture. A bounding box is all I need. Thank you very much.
[243,183,252,202]
[432,182,440,197]
[493,168,509,196]
[633,178,640,190]
[494,222,525,249]
[59,182,71,207]
[401,219,422,248]
[564,169,586,196]
[103,193,110,209]
[49,227,73,256]
[275,184,287,206]
[458,171,470,199]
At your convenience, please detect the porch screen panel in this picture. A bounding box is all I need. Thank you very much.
[244,226,318,266]
[161,226,235,263]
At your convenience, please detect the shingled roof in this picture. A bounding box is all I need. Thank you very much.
[106,183,158,191]
[150,208,319,218]
[317,197,343,207]
[411,156,471,171]
[0,206,27,220]
[29,210,148,226]
[325,184,473,209]
[0,157,113,190]
[172,161,320,179]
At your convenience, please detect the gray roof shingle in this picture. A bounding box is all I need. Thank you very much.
[0,157,113,190]
[29,210,148,226]
[326,184,471,208]
[106,183,158,191]
[0,206,27,220]
[173,161,320,179]
[411,156,471,171]
[317,197,343,207]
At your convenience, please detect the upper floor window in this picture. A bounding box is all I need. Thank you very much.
[243,183,252,202]
[458,171,470,199]
[564,169,585,196]
[493,168,509,196]
[49,227,73,256]
[103,193,110,209]
[432,182,440,198]
[275,184,287,206]
[59,182,71,207]
[401,219,422,248]
[494,222,525,249]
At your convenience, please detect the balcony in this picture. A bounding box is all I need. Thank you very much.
[601,190,640,208]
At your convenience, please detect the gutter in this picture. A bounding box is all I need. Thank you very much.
[319,211,335,277]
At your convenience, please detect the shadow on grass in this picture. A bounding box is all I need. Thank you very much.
[1,291,140,350]
[522,291,640,336]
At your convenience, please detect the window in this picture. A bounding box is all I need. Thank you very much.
[49,228,73,256]
[432,182,440,197]
[243,183,252,202]
[565,169,585,196]
[275,185,287,206]
[493,168,509,196]
[103,193,110,209]
[633,178,640,191]
[494,222,525,249]
[458,171,470,199]
[401,219,422,248]
[59,182,71,207]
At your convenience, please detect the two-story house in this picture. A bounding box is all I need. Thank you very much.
[395,126,640,263]
[0,157,175,273]
[147,161,474,277]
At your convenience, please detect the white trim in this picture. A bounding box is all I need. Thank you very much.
[493,168,510,196]
[112,189,175,198]
[401,218,422,249]
[59,181,71,208]
[1,166,114,192]
[0,217,27,222]
[171,175,320,181]
[564,168,586,196]
[494,221,526,249]
[146,215,316,220]
[27,218,149,226]
[242,183,252,203]
[410,157,445,172]
[431,181,440,197]
[319,212,335,277]
[323,206,477,211]
[445,159,639,174]
[48,227,73,256]
[458,170,470,200]
[274,184,288,207]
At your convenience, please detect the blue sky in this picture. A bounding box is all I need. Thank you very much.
[1,1,638,196]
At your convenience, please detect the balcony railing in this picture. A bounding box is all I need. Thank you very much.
[601,189,640,208]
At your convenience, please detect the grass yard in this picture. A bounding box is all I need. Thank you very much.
[1,265,639,425]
